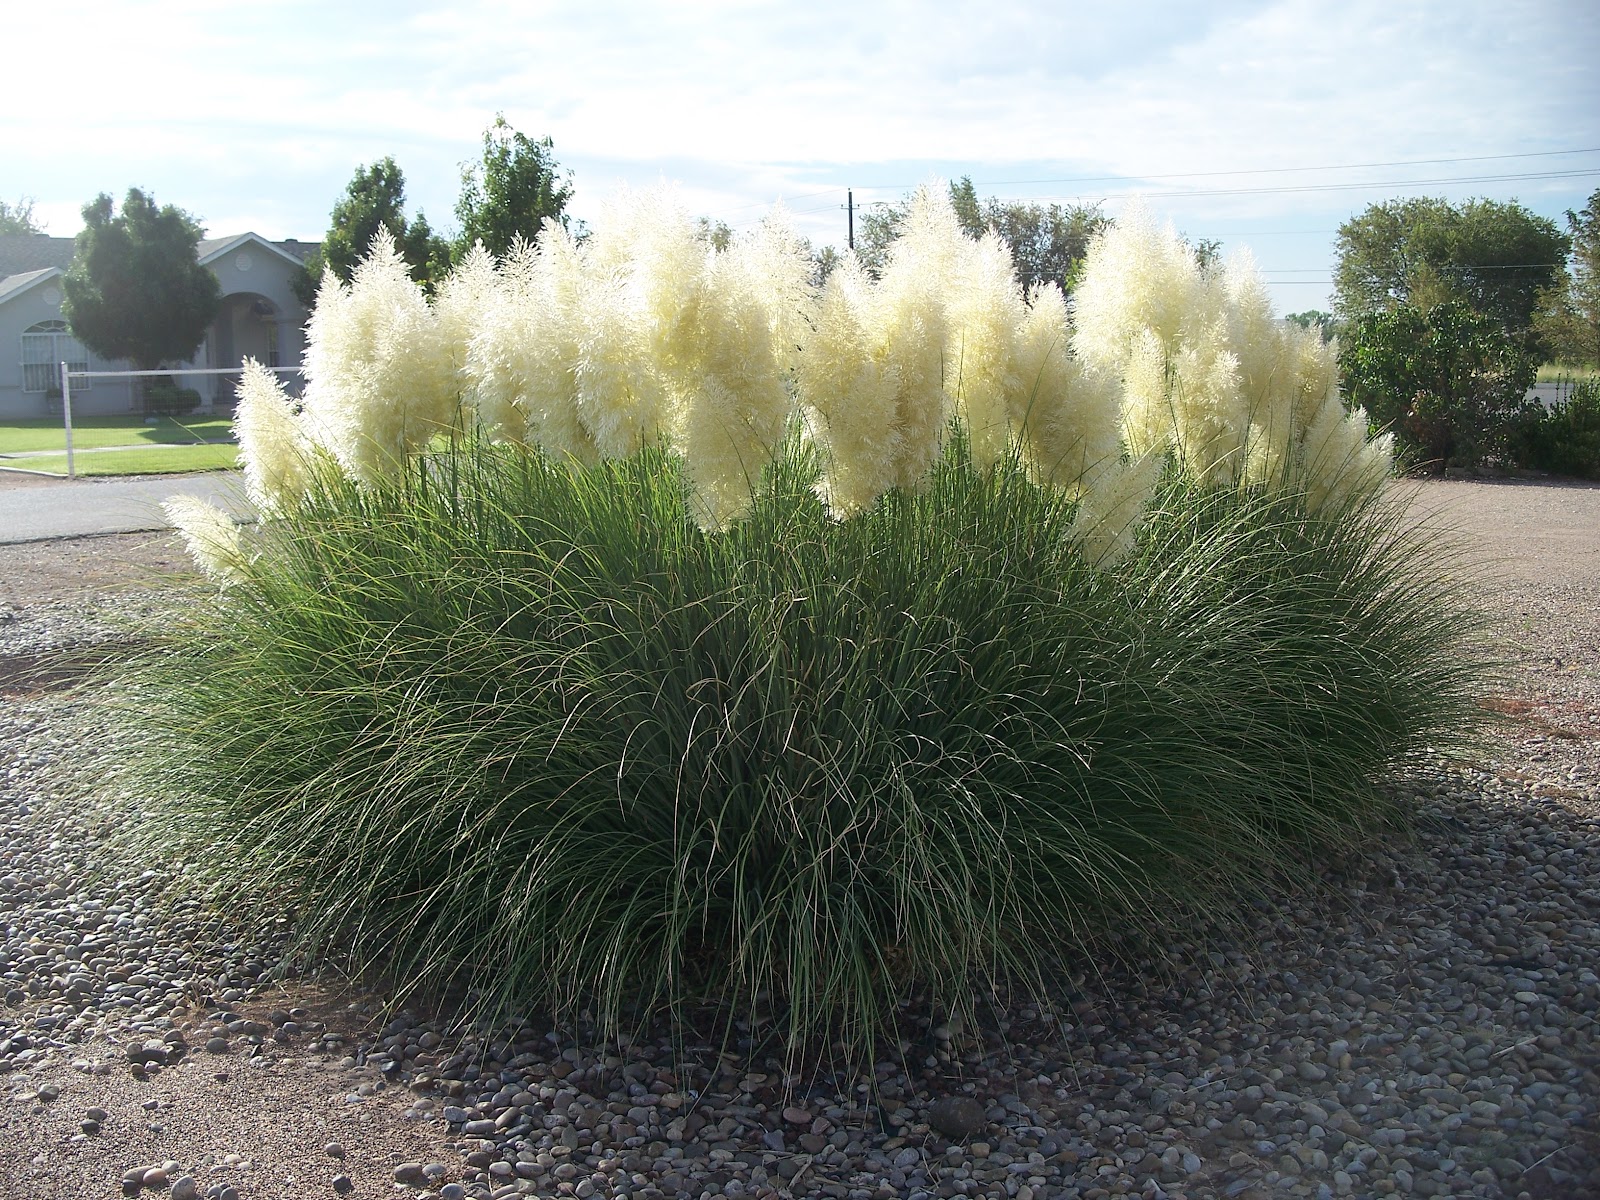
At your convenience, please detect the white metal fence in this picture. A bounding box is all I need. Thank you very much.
[56,363,303,480]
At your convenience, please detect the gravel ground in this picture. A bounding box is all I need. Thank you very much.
[0,480,1596,1200]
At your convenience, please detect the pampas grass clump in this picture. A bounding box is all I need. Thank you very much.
[124,185,1481,1061]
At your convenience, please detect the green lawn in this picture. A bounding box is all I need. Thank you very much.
[0,414,235,454]
[1536,364,1599,384]
[12,444,240,477]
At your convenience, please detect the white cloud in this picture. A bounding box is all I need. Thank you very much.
[4,0,1596,309]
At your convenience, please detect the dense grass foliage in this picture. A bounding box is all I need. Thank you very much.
[1515,377,1600,479]
[108,437,1484,1059]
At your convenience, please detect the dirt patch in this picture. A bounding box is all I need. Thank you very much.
[1,982,460,1200]
[0,471,73,490]
[0,531,198,609]
[1480,695,1600,739]
[1409,476,1600,588]
[0,650,111,699]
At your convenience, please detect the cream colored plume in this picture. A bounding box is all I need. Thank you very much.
[1007,284,1122,490]
[799,255,902,517]
[233,359,315,517]
[1300,398,1393,512]
[165,496,248,586]
[300,230,457,485]
[1066,452,1164,567]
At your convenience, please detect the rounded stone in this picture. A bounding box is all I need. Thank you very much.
[928,1096,988,1140]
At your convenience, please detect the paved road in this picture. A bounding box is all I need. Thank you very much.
[0,472,254,544]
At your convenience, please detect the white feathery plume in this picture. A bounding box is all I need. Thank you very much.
[165,495,248,586]
[300,230,456,485]
[434,242,500,431]
[798,254,902,517]
[1007,283,1122,490]
[1300,397,1393,512]
[233,359,315,517]
[874,185,960,490]
[1072,199,1201,371]
[670,208,813,529]
[947,230,1024,470]
[1066,451,1164,567]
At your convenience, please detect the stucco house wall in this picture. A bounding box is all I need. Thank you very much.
[0,233,317,420]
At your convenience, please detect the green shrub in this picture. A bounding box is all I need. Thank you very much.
[1340,302,1538,472]
[141,375,201,416]
[106,434,1485,1060]
[1514,378,1600,479]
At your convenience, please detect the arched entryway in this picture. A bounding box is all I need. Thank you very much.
[206,292,290,408]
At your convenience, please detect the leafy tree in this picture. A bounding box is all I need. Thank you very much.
[811,243,843,288]
[854,200,904,278]
[948,177,986,240]
[1285,311,1337,342]
[453,115,573,263]
[1187,236,1223,272]
[0,197,44,235]
[61,188,221,373]
[1340,301,1536,471]
[988,195,1109,294]
[854,177,1107,293]
[1333,197,1569,347]
[289,252,322,310]
[1533,189,1600,367]
[295,157,448,306]
[694,216,733,252]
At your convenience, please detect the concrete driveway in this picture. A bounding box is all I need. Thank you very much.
[0,471,253,544]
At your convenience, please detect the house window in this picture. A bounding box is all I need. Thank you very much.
[21,321,90,393]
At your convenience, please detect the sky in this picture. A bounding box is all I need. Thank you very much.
[5,0,1599,313]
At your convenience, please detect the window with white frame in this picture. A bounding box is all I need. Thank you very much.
[21,320,91,393]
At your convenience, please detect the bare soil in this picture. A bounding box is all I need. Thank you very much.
[0,531,196,609]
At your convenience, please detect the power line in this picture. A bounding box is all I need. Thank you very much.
[708,188,841,217]
[859,146,1600,193]
[958,169,1600,208]
[1110,168,1600,201]
[708,149,1600,232]
[1261,261,1569,274]
[697,145,1600,238]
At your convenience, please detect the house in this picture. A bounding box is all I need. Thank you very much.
[0,233,319,420]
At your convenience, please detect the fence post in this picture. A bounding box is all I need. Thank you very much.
[60,361,76,480]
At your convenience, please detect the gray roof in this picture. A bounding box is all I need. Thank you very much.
[197,232,320,268]
[273,238,319,263]
[0,235,73,278]
[0,233,319,281]
[0,267,62,307]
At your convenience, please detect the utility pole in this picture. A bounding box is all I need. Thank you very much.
[847,189,854,251]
